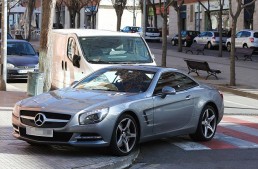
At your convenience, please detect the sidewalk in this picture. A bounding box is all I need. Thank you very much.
[152,44,258,100]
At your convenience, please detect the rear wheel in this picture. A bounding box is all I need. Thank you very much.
[110,114,138,156]
[171,40,176,46]
[207,42,213,50]
[183,41,188,47]
[227,43,231,52]
[243,44,248,48]
[190,105,217,141]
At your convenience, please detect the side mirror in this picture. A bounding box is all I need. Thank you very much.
[161,86,176,99]
[73,54,81,68]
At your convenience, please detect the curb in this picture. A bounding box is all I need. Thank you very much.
[216,85,258,100]
[77,149,139,169]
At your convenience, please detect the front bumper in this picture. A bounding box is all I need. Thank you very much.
[7,68,36,79]
[12,112,115,147]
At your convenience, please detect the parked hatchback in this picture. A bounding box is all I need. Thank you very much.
[120,26,142,33]
[171,30,200,47]
[193,31,228,49]
[144,27,161,42]
[6,39,38,79]
[226,29,258,52]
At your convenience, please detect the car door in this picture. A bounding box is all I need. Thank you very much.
[235,31,243,47]
[153,71,197,134]
[197,32,206,44]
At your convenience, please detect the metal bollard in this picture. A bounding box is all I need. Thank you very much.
[27,72,44,96]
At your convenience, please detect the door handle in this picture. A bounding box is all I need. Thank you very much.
[185,95,191,100]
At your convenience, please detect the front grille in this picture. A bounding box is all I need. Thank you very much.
[20,110,71,128]
[19,128,73,142]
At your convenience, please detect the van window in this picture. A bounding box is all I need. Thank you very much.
[67,38,78,61]
[79,36,153,64]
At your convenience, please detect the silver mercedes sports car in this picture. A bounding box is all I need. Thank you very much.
[12,65,224,156]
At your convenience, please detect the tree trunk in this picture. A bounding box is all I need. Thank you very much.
[39,0,56,92]
[218,7,223,57]
[177,9,182,52]
[161,9,167,67]
[56,9,61,28]
[77,12,80,28]
[26,0,35,41]
[116,12,122,31]
[206,12,212,31]
[69,10,76,28]
[230,19,237,86]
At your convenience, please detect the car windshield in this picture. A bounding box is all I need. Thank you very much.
[74,68,155,93]
[7,42,36,55]
[146,28,159,33]
[79,36,153,64]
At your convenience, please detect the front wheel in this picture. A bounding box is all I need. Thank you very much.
[190,105,217,141]
[171,40,176,46]
[110,114,138,156]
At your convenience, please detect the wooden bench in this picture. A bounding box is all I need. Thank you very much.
[235,48,254,61]
[185,43,205,55]
[184,59,221,80]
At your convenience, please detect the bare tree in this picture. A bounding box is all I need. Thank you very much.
[112,0,127,31]
[158,0,177,67]
[217,0,225,57]
[63,0,89,28]
[55,0,64,28]
[229,0,256,86]
[7,0,22,32]
[171,0,184,53]
[198,0,212,31]
[39,0,56,91]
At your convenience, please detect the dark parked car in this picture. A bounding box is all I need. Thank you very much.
[120,26,142,33]
[12,65,224,156]
[171,30,200,47]
[6,39,39,79]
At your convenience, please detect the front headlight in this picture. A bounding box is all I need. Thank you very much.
[7,63,15,69]
[79,108,109,125]
[13,102,21,117]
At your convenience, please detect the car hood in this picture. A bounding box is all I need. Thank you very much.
[7,55,38,67]
[19,88,139,114]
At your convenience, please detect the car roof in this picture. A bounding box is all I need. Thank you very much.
[7,39,29,43]
[52,29,141,37]
[105,65,178,72]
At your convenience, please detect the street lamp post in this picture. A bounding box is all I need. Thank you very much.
[133,0,136,26]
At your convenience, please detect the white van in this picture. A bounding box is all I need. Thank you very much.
[51,29,156,89]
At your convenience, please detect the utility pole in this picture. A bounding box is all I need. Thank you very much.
[0,0,8,91]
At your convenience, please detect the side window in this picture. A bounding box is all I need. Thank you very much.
[208,32,213,37]
[236,32,242,38]
[200,32,206,37]
[67,38,78,61]
[154,72,198,95]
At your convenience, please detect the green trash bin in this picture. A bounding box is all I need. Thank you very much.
[27,72,44,96]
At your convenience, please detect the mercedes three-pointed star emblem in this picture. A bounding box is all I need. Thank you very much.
[34,113,46,126]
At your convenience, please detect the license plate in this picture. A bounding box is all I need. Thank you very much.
[18,69,34,74]
[26,127,53,137]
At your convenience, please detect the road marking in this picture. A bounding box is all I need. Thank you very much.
[168,115,258,151]
[224,100,257,109]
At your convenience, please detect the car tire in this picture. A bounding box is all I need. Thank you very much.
[189,105,217,142]
[110,114,138,156]
[171,40,176,46]
[243,44,248,48]
[227,43,231,52]
[183,41,188,47]
[207,42,213,50]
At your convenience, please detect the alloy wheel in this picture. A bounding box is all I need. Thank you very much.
[201,108,217,139]
[115,117,137,154]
